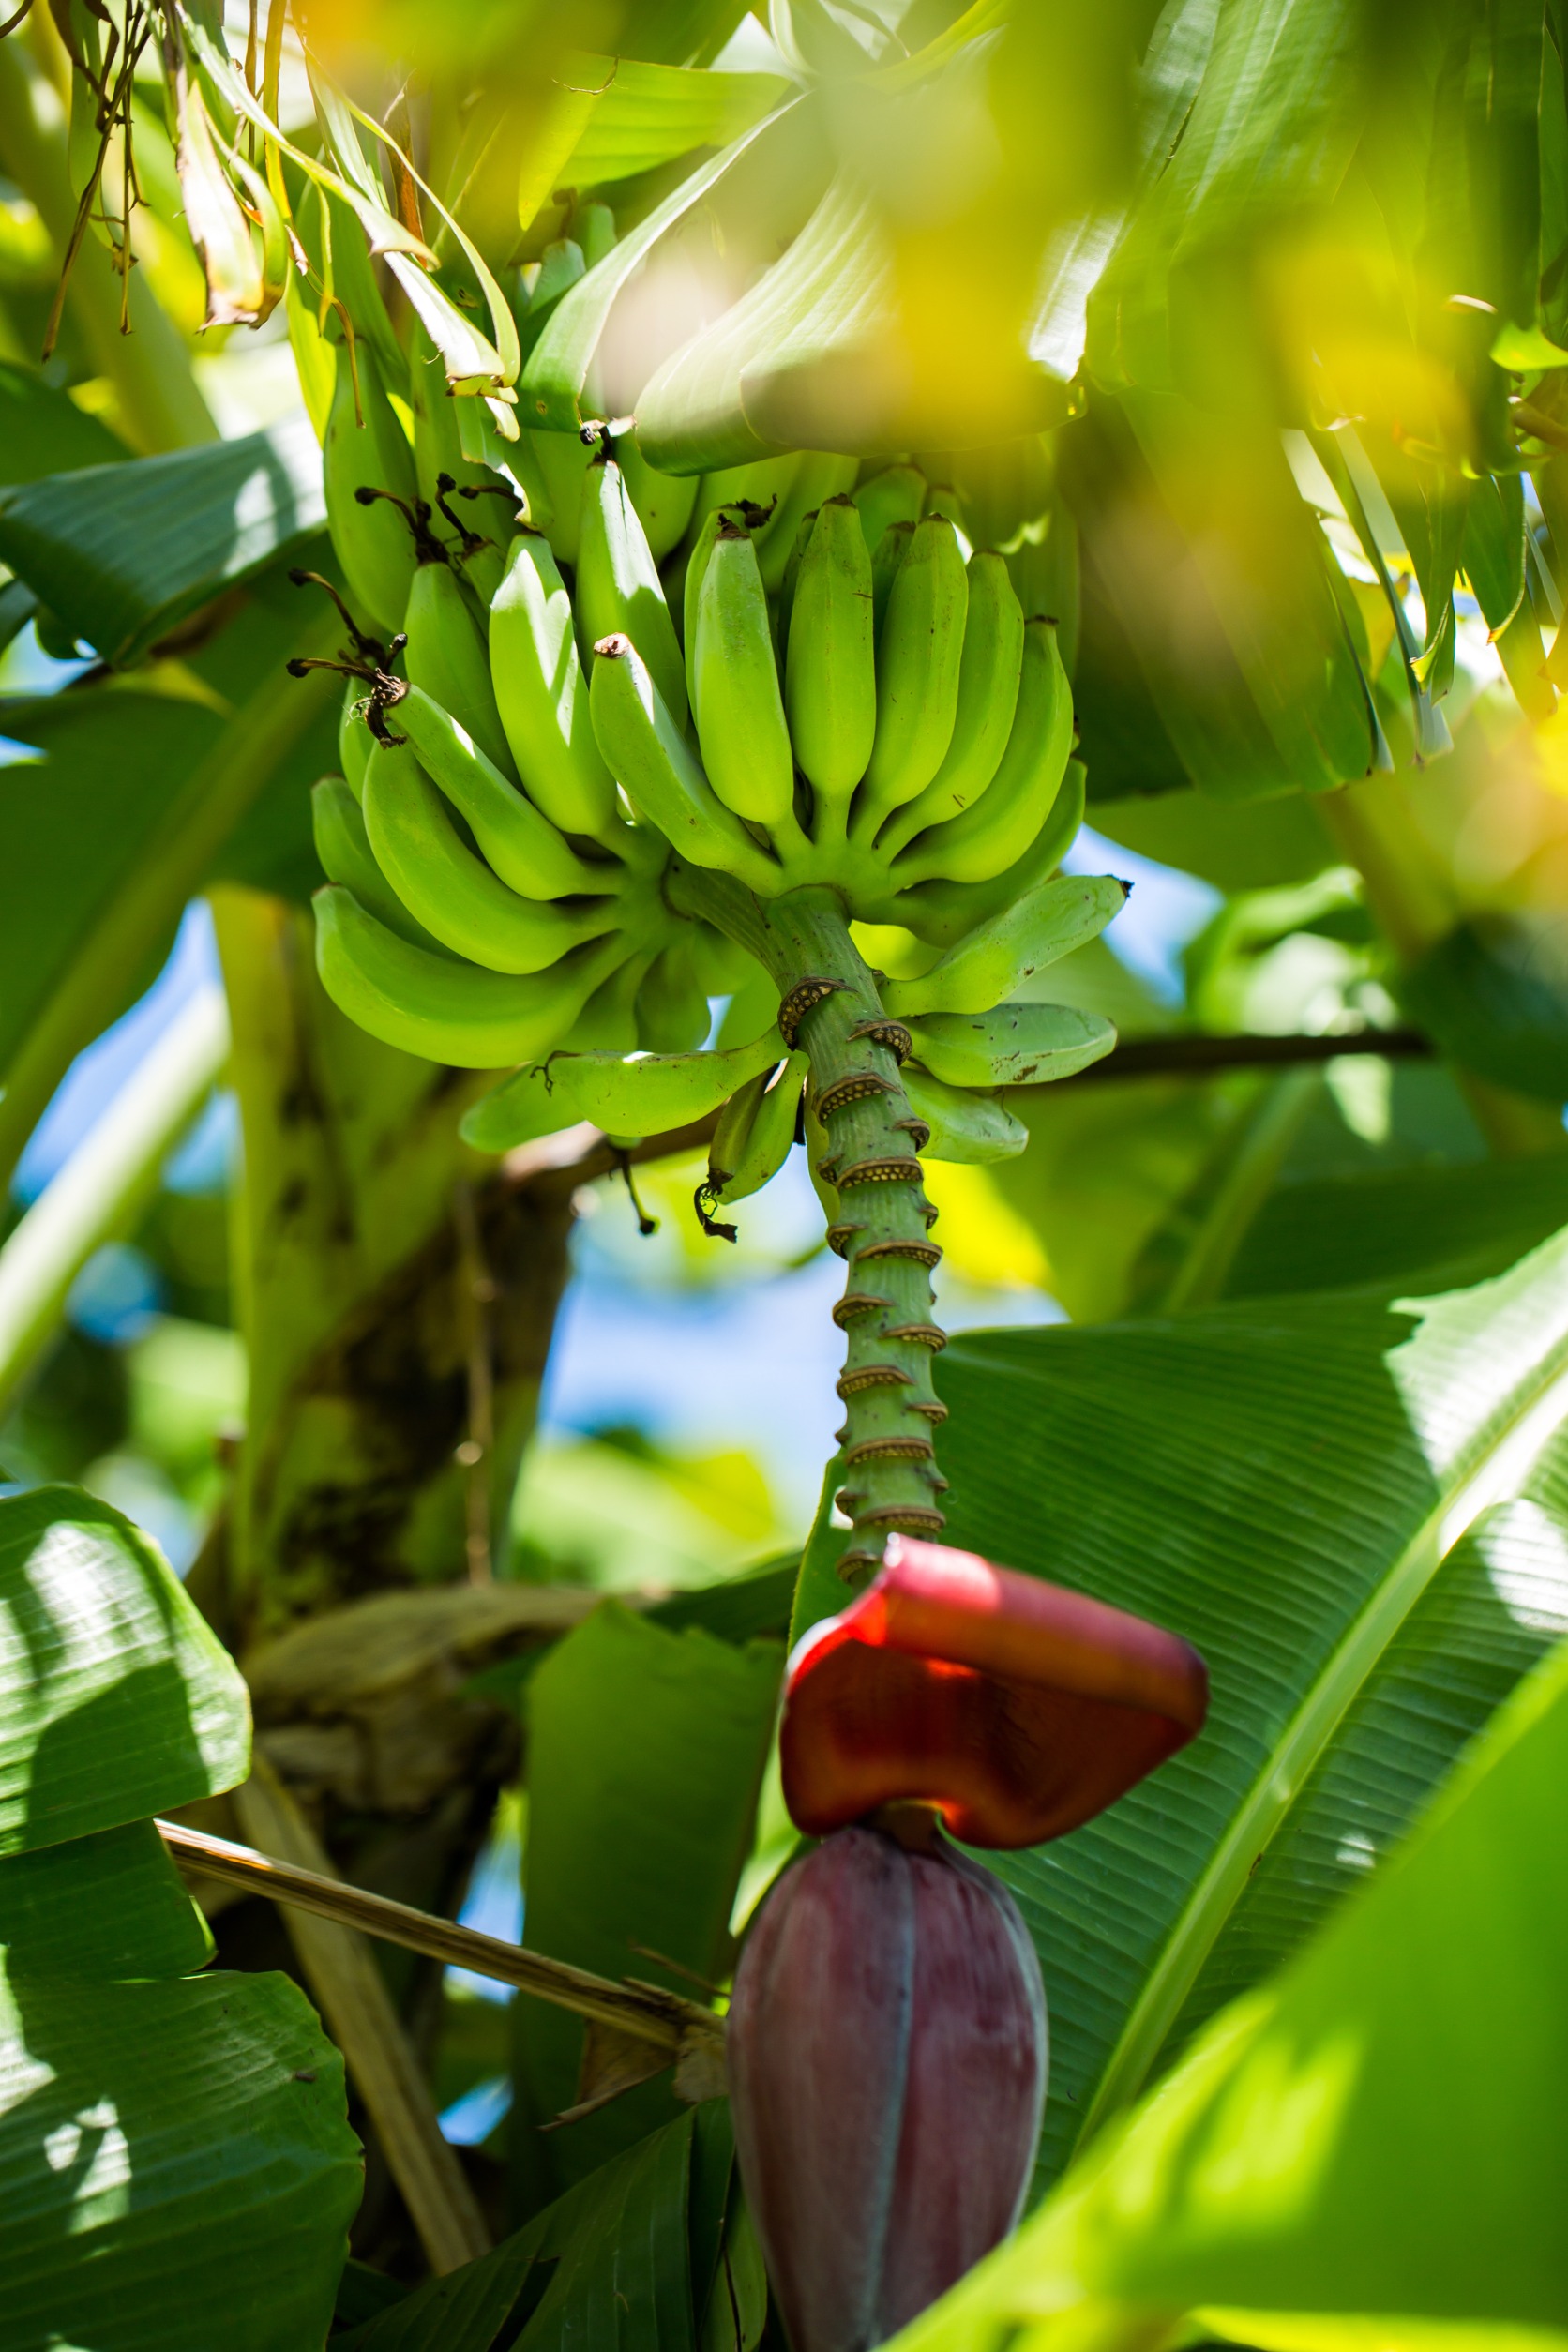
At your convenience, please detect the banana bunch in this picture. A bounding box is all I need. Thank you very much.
[301,322,1124,1253]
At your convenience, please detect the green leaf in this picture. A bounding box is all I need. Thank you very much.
[0,1491,357,2352]
[1062,395,1376,801]
[889,1639,1568,2346]
[0,1818,212,1979]
[513,1604,779,2194]
[1091,786,1337,893]
[0,1967,359,2352]
[647,1559,798,1644]
[1460,471,1527,636]
[561,55,792,188]
[520,98,808,434]
[0,1484,250,1855]
[1226,1155,1568,1302]
[932,1223,1568,2195]
[0,589,339,1195]
[0,360,128,484]
[1399,913,1568,1101]
[1085,0,1364,399]
[343,2107,714,2352]
[0,419,325,663]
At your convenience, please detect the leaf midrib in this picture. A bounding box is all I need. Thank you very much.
[1072,1306,1568,2150]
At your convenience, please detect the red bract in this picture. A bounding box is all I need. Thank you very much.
[780,1535,1209,1847]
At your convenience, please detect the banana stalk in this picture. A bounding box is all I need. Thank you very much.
[671,874,952,1578]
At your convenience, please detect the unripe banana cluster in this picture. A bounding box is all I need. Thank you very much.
[305,355,1122,1199]
[294,256,1133,1572]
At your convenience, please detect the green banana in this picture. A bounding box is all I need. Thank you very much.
[314,884,623,1068]
[692,520,796,826]
[589,634,782,894]
[402,558,518,781]
[323,339,418,639]
[855,513,969,829]
[362,741,619,973]
[693,454,801,537]
[785,496,876,815]
[311,775,451,956]
[852,462,927,554]
[339,684,371,803]
[683,505,727,700]
[488,531,618,840]
[882,874,1128,1018]
[775,511,817,666]
[901,1064,1028,1164]
[460,1023,785,1153]
[619,434,701,562]
[565,951,651,1054]
[754,452,858,592]
[877,553,1024,854]
[705,1067,769,1201]
[408,318,491,515]
[890,760,1088,946]
[907,1002,1115,1089]
[870,517,913,644]
[890,619,1074,886]
[527,428,595,562]
[577,457,687,728]
[387,682,615,900]
[637,937,712,1052]
[713,1049,807,1204]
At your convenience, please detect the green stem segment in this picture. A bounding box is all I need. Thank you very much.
[672,873,947,1579]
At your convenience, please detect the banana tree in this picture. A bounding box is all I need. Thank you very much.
[3,0,1568,2347]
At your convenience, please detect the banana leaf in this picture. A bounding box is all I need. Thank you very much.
[512,1604,780,2200]
[0,359,128,486]
[923,1218,1568,2197]
[560,54,792,188]
[340,2103,734,2352]
[1226,1154,1568,1300]
[885,1634,1568,2348]
[0,1484,358,2352]
[0,568,338,1194]
[1399,912,1568,1101]
[0,418,324,664]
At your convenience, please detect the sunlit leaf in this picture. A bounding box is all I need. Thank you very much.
[888,1638,1568,2348]
[0,420,325,663]
[925,1222,1568,2195]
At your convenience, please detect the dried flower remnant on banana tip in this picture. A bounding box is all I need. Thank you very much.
[727,1536,1208,2352]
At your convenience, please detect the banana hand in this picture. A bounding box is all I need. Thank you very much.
[314,885,626,1067]
[906,1003,1115,1089]
[460,1023,786,1153]
[882,874,1127,1018]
